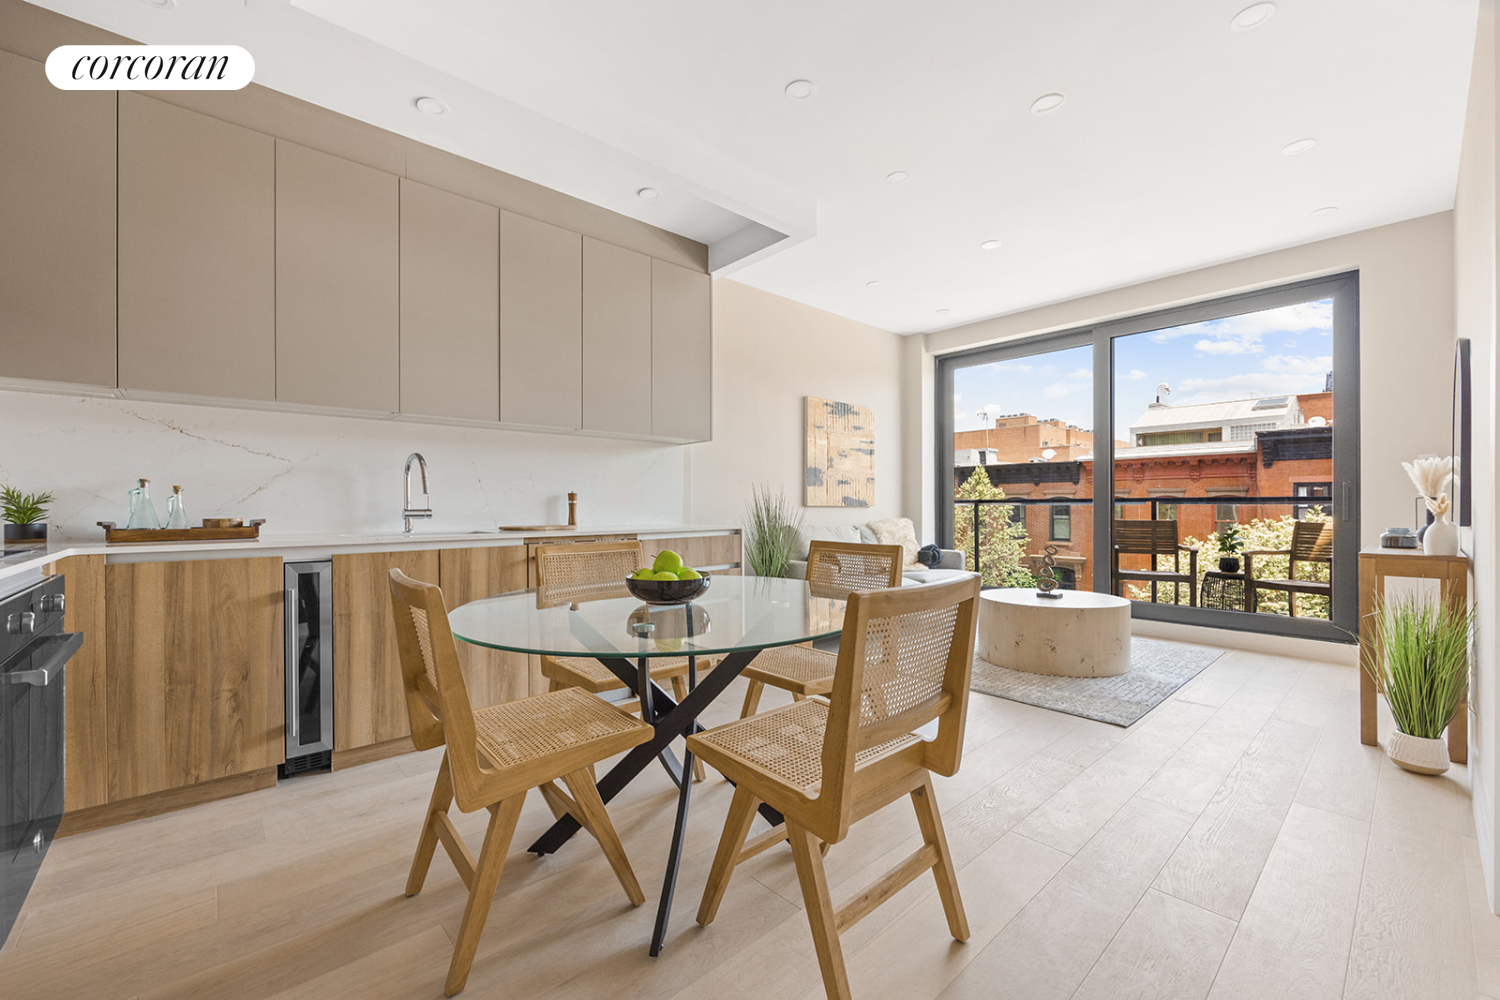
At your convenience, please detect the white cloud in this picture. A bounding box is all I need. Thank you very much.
[1171,370,1329,406]
[1123,369,1148,380]
[1150,299,1333,356]
[1193,339,1260,355]
[1067,368,1092,381]
[1043,380,1078,398]
[1262,354,1332,375]
[987,362,1033,373]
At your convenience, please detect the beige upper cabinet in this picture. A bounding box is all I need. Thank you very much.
[500,211,582,429]
[118,93,276,400]
[651,260,713,442]
[400,179,500,421]
[276,141,400,412]
[582,239,652,436]
[0,51,116,386]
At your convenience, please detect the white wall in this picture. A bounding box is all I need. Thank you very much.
[689,278,906,529]
[1454,0,1500,911]
[908,211,1459,553]
[0,389,690,539]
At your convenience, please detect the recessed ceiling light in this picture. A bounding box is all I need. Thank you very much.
[1030,93,1065,115]
[865,280,883,289]
[935,308,951,316]
[885,170,910,185]
[1311,205,1339,216]
[636,187,661,201]
[1230,3,1276,31]
[414,97,448,117]
[784,79,816,100]
[1282,138,1317,155]
[136,0,175,7]
[979,240,1002,251]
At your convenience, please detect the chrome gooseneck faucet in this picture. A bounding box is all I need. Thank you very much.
[403,452,432,534]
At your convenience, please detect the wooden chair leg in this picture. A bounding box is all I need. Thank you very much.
[406,752,455,897]
[562,768,646,906]
[788,823,852,1000]
[671,675,707,782]
[740,678,765,718]
[697,784,761,927]
[445,794,524,997]
[911,774,969,941]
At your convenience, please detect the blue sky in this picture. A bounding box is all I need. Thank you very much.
[952,298,1334,442]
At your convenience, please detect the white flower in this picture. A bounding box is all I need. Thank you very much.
[1402,456,1452,498]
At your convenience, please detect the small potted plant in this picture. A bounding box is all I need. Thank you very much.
[1,485,55,543]
[743,484,804,578]
[1364,594,1474,775]
[1215,523,1245,573]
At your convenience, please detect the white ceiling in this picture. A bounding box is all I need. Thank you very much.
[30,0,1481,335]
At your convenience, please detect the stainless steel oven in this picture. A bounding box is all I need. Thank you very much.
[1,575,83,947]
[283,561,334,775]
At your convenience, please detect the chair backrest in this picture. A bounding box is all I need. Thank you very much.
[1288,520,1333,577]
[805,540,905,599]
[807,574,981,842]
[1112,518,1179,556]
[388,569,488,809]
[535,540,641,606]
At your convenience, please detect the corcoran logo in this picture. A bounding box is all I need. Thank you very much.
[45,45,254,90]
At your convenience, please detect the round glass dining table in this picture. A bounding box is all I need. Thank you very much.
[446,575,848,956]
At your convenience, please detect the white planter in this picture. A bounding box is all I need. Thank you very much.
[1386,730,1450,775]
[1424,512,1459,556]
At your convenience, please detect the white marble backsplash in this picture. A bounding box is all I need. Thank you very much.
[0,390,689,540]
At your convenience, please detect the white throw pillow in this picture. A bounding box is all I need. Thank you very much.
[865,516,920,568]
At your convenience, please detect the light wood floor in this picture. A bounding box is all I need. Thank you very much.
[4,646,1498,999]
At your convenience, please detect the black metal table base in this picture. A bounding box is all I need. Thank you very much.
[525,646,783,956]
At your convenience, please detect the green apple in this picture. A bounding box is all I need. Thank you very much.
[676,568,701,580]
[652,570,680,582]
[653,549,684,574]
[631,568,655,580]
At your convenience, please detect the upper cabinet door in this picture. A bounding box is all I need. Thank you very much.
[582,239,652,436]
[118,93,276,400]
[651,260,712,442]
[400,179,500,421]
[276,141,399,412]
[500,211,582,429]
[0,51,116,387]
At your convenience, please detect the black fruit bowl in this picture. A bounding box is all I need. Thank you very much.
[625,573,712,605]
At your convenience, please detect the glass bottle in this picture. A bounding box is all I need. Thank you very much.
[126,478,161,530]
[164,485,189,529]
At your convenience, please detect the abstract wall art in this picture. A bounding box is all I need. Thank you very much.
[805,396,875,507]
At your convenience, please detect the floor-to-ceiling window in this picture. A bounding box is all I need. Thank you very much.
[936,273,1359,642]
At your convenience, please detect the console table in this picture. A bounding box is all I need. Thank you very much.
[1358,550,1469,763]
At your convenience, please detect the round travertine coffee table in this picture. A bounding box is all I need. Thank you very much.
[977,588,1132,677]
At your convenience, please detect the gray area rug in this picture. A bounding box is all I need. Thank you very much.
[971,638,1225,727]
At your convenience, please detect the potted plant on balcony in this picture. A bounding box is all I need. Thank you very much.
[1,485,55,543]
[1364,594,1474,775]
[1215,523,1245,573]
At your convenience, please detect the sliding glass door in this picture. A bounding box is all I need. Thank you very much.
[936,273,1359,642]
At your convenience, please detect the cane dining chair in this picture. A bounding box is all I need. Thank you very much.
[687,574,982,999]
[736,540,905,719]
[535,540,720,780]
[388,569,654,996]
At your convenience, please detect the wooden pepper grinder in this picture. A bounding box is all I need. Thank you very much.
[567,491,578,527]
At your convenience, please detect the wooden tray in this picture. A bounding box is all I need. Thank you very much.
[98,519,265,543]
[497,525,577,532]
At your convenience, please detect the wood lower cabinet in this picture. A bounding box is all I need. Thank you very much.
[438,546,530,706]
[332,549,439,759]
[105,557,284,802]
[48,555,108,812]
[640,533,743,575]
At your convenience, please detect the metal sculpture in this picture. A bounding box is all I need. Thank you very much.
[1036,544,1064,599]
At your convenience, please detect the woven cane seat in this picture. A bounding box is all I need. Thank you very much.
[542,653,716,694]
[471,687,650,770]
[739,643,838,696]
[692,698,918,795]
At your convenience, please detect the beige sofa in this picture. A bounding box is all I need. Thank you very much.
[786,517,970,586]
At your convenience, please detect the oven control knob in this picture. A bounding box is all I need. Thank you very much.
[6,611,36,635]
[39,593,65,613]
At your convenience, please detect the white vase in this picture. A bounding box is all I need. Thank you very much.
[1386,730,1451,775]
[1424,510,1458,556]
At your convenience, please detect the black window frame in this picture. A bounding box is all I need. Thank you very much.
[935,272,1360,644]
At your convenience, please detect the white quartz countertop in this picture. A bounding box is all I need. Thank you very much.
[0,523,740,586]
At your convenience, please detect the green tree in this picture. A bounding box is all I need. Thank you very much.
[953,468,1036,588]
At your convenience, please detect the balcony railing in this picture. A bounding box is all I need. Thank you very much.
[952,495,1334,619]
